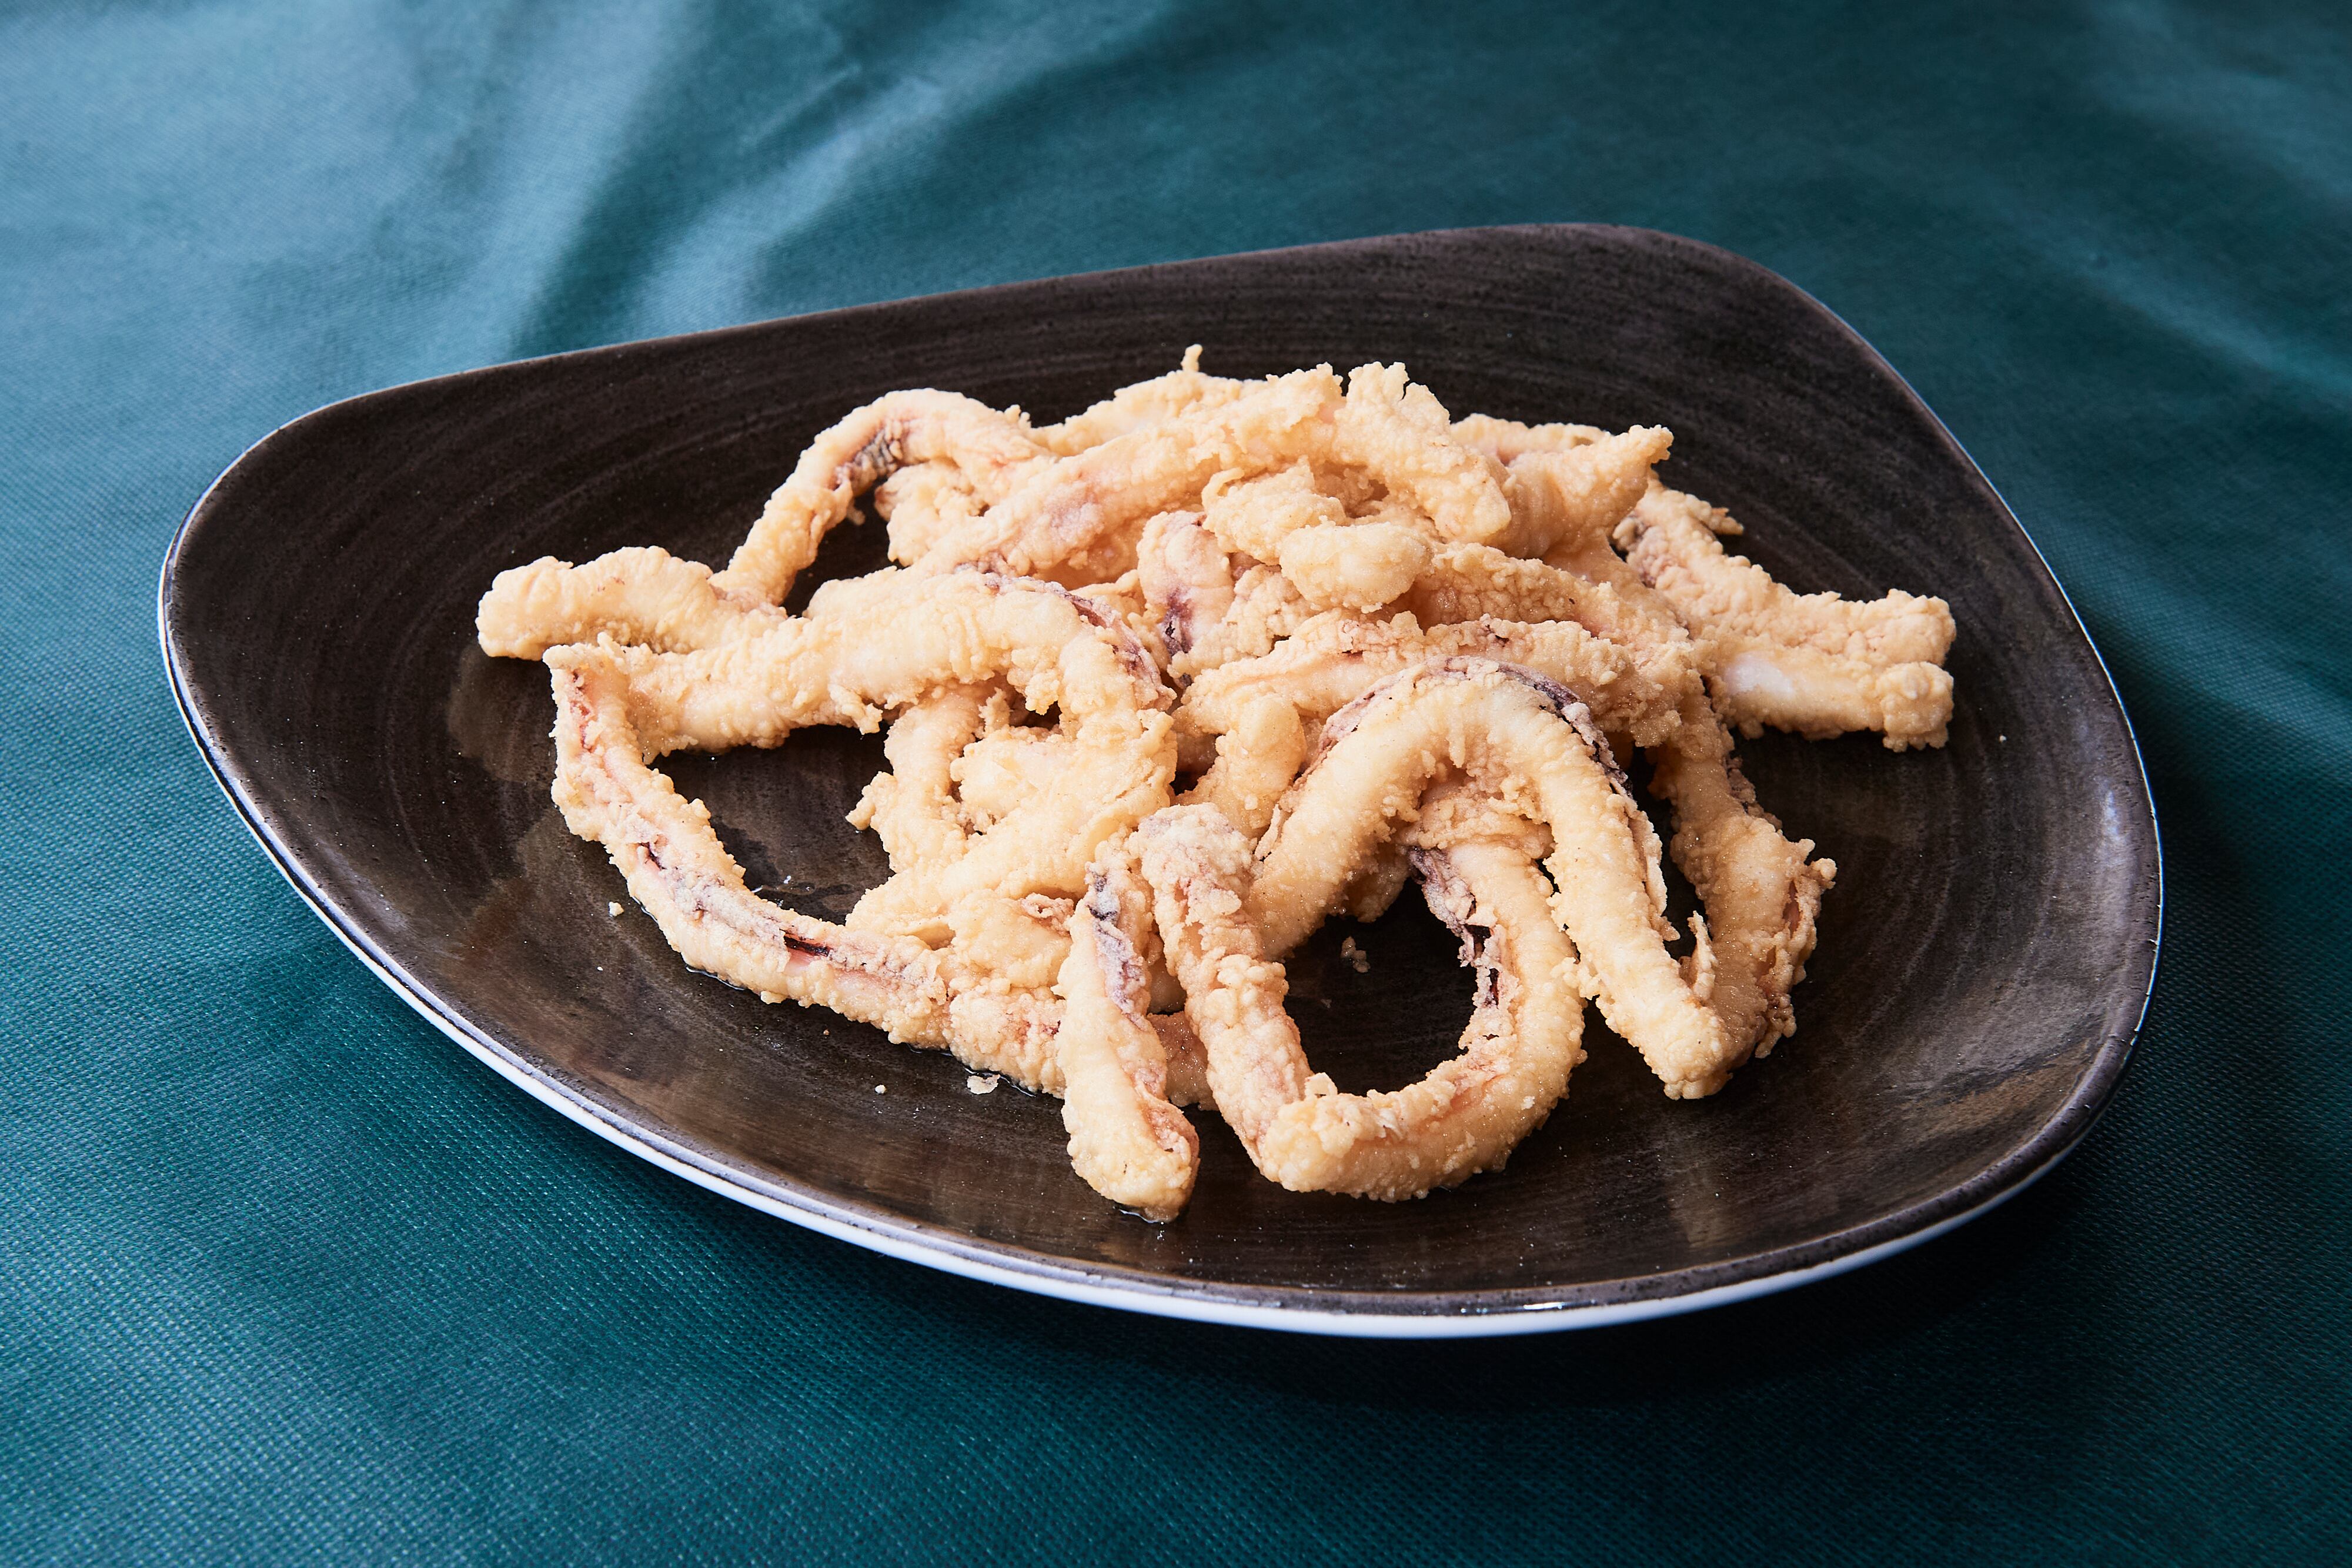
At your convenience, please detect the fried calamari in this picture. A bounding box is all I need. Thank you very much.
[477,348,1955,1219]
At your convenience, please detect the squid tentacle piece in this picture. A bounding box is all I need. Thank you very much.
[1054,837,1199,1219]
[912,366,1345,589]
[547,646,1063,1088]
[547,636,1218,1110]
[716,388,1054,604]
[479,390,1053,656]
[552,570,1176,947]
[476,545,779,660]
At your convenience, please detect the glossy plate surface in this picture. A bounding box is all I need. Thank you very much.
[162,225,2160,1335]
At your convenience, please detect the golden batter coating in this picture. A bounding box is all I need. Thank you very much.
[1645,691,1837,1063]
[1033,345,1248,456]
[1329,364,1513,548]
[1175,609,1693,764]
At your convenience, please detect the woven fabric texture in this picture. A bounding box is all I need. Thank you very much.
[3,2,2346,1561]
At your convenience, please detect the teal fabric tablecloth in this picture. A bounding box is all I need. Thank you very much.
[5,3,2346,1560]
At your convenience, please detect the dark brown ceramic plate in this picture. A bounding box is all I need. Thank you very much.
[161,225,2159,1335]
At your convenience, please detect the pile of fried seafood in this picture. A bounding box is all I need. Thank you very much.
[476,352,1955,1221]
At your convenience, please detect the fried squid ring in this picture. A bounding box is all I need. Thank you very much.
[1621,487,1956,748]
[1245,658,1736,1098]
[1140,803,1581,1199]
[1054,837,1198,1219]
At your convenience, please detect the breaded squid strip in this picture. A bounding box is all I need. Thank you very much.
[1198,461,1348,563]
[1054,839,1199,1219]
[1705,641,1956,750]
[844,718,1172,940]
[1331,365,1512,547]
[1246,660,1733,1098]
[477,547,783,660]
[1140,804,1581,1199]
[1496,428,1673,559]
[1622,487,1956,748]
[845,686,992,871]
[1174,610,1692,767]
[1474,511,1839,1064]
[1034,346,1250,456]
[916,366,1344,585]
[841,689,1085,989]
[1646,691,1837,1062]
[717,389,1052,604]
[1195,461,1431,613]
[1450,413,1609,463]
[1175,693,1308,838]
[1406,542,1692,652]
[478,392,1051,654]
[589,570,1169,757]
[1627,487,1956,663]
[1275,522,1432,613]
[1136,511,1234,665]
[546,648,1064,1089]
[1489,510,1840,1061]
[553,571,1175,944]
[951,719,1076,831]
[874,461,986,566]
